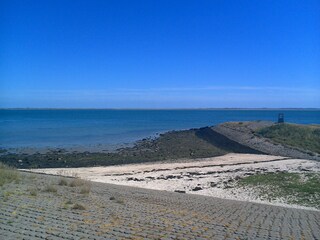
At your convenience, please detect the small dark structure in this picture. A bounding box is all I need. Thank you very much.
[278,113,284,123]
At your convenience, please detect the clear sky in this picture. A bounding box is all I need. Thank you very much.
[1,0,319,108]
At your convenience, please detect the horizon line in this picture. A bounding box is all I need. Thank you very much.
[1,107,320,110]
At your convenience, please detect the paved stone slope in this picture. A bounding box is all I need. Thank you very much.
[1,172,319,240]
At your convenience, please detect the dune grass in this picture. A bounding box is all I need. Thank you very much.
[0,163,20,187]
[239,172,320,208]
[44,183,58,193]
[257,123,320,153]
[58,178,69,186]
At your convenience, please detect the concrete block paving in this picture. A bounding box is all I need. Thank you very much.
[0,172,319,239]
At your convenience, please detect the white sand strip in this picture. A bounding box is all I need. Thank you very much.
[26,153,320,210]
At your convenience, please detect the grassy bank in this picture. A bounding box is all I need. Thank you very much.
[257,123,320,154]
[238,172,320,209]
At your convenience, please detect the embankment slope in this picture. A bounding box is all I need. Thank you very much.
[213,121,320,160]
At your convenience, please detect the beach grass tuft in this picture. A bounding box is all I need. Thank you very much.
[0,163,20,187]
[44,183,58,193]
[58,178,68,186]
[69,178,86,187]
[72,203,86,210]
[80,184,91,194]
[29,188,38,196]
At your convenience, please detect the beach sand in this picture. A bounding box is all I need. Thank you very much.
[27,153,320,210]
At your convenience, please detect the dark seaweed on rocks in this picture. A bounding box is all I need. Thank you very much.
[0,128,227,168]
[1,121,319,168]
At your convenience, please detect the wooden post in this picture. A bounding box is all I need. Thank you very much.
[278,113,284,123]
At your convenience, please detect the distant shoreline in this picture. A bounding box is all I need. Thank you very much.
[1,108,320,110]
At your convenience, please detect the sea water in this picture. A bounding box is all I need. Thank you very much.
[0,109,319,149]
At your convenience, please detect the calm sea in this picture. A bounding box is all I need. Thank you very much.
[0,109,319,149]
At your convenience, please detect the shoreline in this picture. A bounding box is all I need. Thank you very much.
[2,121,319,169]
[0,142,135,155]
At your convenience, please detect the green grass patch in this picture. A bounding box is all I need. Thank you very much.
[257,123,320,153]
[239,172,320,208]
[0,163,20,187]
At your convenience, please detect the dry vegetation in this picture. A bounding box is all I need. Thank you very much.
[0,163,92,212]
[72,203,86,210]
[0,163,20,187]
[44,183,58,193]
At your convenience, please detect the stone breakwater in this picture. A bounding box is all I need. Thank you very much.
[1,171,320,239]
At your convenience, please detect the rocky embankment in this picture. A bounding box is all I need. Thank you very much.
[1,121,319,168]
[213,121,320,161]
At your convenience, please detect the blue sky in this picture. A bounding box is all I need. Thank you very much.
[1,0,319,108]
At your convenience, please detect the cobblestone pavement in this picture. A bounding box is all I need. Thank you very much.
[0,172,319,240]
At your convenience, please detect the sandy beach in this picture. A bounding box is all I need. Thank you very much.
[27,153,320,210]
